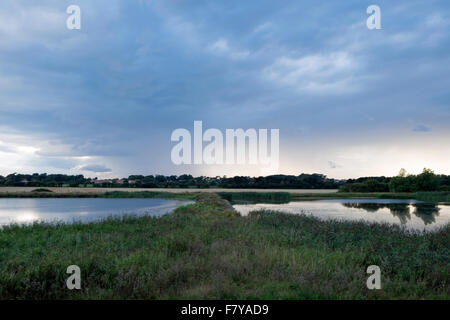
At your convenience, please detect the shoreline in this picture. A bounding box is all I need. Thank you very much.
[0,187,448,203]
[0,187,338,194]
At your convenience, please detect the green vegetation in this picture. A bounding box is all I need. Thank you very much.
[0,173,341,189]
[0,192,97,198]
[31,188,53,193]
[0,193,448,299]
[1,188,449,203]
[0,173,87,187]
[0,191,196,200]
[340,168,449,193]
[415,192,450,203]
[219,192,291,203]
[389,168,440,192]
[339,179,389,193]
[2,169,449,191]
[213,174,340,189]
[102,191,196,200]
[289,191,450,203]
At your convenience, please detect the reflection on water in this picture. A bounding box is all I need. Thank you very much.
[340,202,440,225]
[0,198,193,226]
[15,212,40,224]
[233,199,450,231]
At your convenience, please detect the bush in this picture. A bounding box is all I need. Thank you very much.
[389,168,440,193]
[416,168,440,191]
[388,175,417,192]
[31,188,53,193]
[339,179,389,193]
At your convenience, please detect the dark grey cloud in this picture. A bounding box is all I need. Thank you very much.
[413,125,432,132]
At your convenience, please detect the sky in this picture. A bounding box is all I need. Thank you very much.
[0,0,449,179]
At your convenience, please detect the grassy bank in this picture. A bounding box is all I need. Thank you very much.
[0,187,448,203]
[290,191,450,202]
[0,193,448,299]
[218,190,450,204]
[415,192,450,203]
[0,190,196,200]
[219,192,291,203]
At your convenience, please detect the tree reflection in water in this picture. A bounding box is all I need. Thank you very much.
[412,203,440,225]
[341,202,440,225]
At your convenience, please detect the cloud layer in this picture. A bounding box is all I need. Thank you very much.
[0,0,449,178]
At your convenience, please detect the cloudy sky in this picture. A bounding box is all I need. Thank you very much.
[0,0,449,179]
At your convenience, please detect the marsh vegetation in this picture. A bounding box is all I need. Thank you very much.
[0,193,448,299]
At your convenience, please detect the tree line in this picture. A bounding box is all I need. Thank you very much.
[339,168,450,193]
[1,169,448,191]
[0,173,342,189]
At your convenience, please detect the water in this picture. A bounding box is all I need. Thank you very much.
[0,198,193,226]
[233,199,450,231]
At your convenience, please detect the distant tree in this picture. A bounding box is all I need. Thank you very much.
[339,179,388,192]
[415,168,440,191]
[365,179,389,192]
[388,168,440,192]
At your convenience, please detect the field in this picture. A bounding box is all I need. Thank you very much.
[0,193,448,299]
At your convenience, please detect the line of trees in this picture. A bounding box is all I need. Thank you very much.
[0,173,87,187]
[1,170,448,191]
[339,168,450,193]
[0,173,342,189]
[124,173,342,189]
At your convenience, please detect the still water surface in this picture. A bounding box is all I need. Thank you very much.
[1,198,448,232]
[233,199,450,231]
[0,198,193,226]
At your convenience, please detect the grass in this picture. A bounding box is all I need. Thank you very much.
[291,191,450,203]
[31,188,53,193]
[2,187,446,203]
[218,192,291,203]
[0,190,196,200]
[415,192,450,203]
[217,190,450,204]
[0,193,448,300]
[102,191,197,200]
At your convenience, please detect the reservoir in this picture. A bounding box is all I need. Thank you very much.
[0,198,193,226]
[233,199,450,231]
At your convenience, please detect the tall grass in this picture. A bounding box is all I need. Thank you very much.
[219,192,291,204]
[102,191,197,200]
[31,188,53,193]
[415,192,450,203]
[0,193,448,300]
[0,190,196,200]
[292,191,450,202]
[1,189,448,203]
